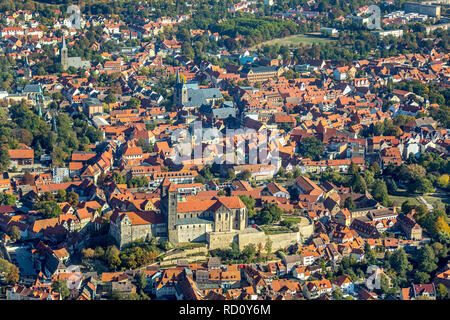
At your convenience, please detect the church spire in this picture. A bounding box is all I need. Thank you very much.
[62,35,67,50]
[176,68,181,84]
[61,35,68,71]
[25,51,32,80]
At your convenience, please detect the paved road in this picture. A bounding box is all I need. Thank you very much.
[417,196,433,211]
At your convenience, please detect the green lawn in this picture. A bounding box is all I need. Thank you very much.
[252,33,335,49]
[282,217,303,224]
[261,226,292,235]
[388,189,420,207]
[389,188,449,210]
[423,193,450,210]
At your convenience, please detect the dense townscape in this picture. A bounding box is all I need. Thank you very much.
[0,0,449,302]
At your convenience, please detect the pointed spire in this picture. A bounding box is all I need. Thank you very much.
[176,68,181,84]
[62,35,67,49]
[168,183,177,192]
[161,176,171,187]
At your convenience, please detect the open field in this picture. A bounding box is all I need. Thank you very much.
[389,188,449,210]
[251,33,335,49]
[389,189,420,207]
[423,192,450,210]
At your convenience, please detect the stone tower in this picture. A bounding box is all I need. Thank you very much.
[25,52,32,80]
[160,177,178,244]
[174,69,187,107]
[60,35,68,71]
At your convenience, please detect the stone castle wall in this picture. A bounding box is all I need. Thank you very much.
[206,231,239,250]
[207,228,306,252]
[162,246,208,261]
[207,217,314,252]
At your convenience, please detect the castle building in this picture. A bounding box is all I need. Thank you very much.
[109,178,248,248]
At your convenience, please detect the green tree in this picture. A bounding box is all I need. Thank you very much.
[348,162,359,175]
[239,195,256,217]
[136,271,147,291]
[405,164,426,181]
[352,174,367,193]
[390,249,410,276]
[370,162,381,175]
[401,200,416,214]
[34,201,63,219]
[127,97,141,109]
[52,279,70,300]
[0,145,10,171]
[110,290,124,300]
[332,288,343,299]
[112,172,126,184]
[56,189,66,202]
[241,244,256,263]
[94,246,105,258]
[371,179,390,206]
[436,283,448,300]
[0,193,16,205]
[105,245,121,270]
[66,191,79,207]
[227,168,236,180]
[413,271,430,284]
[344,197,356,210]
[105,93,117,104]
[298,137,324,160]
[257,203,282,225]
[410,178,434,194]
[417,245,438,273]
[364,242,377,265]
[380,274,391,296]
[7,225,21,242]
[6,264,20,284]
[239,170,252,181]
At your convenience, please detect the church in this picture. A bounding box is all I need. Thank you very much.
[109,178,248,248]
[173,70,223,110]
[60,36,91,70]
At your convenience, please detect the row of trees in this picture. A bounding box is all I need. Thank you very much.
[212,17,299,48]
[3,103,103,168]
[324,242,448,299]
[239,196,283,226]
[82,240,161,271]
[209,241,272,264]
[310,162,391,206]
[0,258,20,284]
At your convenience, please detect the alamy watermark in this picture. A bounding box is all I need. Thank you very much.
[67,5,82,29]
[366,265,382,290]
[366,5,381,30]
[169,121,281,167]
[66,265,83,290]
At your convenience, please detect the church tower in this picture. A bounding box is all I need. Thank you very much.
[60,36,68,71]
[174,69,187,108]
[160,177,178,244]
[25,52,32,80]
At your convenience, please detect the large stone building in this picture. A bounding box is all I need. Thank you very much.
[109,178,248,248]
[109,210,167,249]
[60,36,91,71]
[160,178,248,244]
[241,66,282,83]
[174,70,223,110]
[404,2,441,18]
